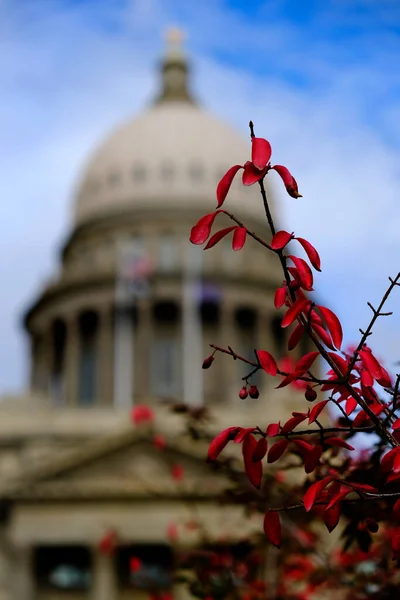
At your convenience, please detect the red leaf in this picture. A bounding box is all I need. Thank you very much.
[360,369,374,387]
[303,476,335,512]
[282,297,310,328]
[257,350,278,376]
[304,445,323,474]
[327,353,349,376]
[204,226,236,249]
[207,427,239,461]
[271,164,302,198]
[288,255,314,291]
[190,211,223,245]
[276,371,305,389]
[216,165,242,207]
[234,427,255,444]
[232,227,247,251]
[271,230,293,250]
[263,510,281,548]
[323,503,341,533]
[281,414,307,434]
[251,137,272,170]
[312,323,335,350]
[359,350,384,380]
[295,351,320,373]
[393,418,400,431]
[267,439,289,463]
[324,437,354,451]
[381,447,400,472]
[376,365,392,388]
[252,437,268,462]
[242,434,263,488]
[393,498,400,520]
[326,488,352,511]
[295,237,321,271]
[345,397,358,416]
[288,323,305,350]
[274,285,287,309]
[242,161,267,185]
[292,438,313,457]
[394,452,400,474]
[318,306,343,350]
[352,410,372,428]
[266,422,280,437]
[308,400,329,424]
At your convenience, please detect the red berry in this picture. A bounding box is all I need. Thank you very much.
[239,386,248,400]
[249,385,259,399]
[305,387,317,402]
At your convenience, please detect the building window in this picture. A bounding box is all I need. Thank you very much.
[189,163,204,182]
[150,338,180,398]
[34,546,92,591]
[116,544,173,590]
[78,312,98,405]
[271,316,285,358]
[132,164,146,183]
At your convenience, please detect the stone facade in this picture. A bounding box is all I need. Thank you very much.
[0,31,311,598]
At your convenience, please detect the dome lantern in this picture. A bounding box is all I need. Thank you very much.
[154,27,195,105]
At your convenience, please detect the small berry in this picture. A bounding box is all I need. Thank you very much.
[249,385,259,399]
[239,386,248,400]
[202,355,214,369]
[305,386,317,402]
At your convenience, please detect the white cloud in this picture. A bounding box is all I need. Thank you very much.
[1,0,400,392]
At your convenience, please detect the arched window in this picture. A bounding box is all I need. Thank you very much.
[116,544,173,590]
[34,546,91,591]
[188,163,204,182]
[78,311,99,405]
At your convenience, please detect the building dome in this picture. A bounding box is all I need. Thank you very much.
[74,29,267,226]
[74,102,258,225]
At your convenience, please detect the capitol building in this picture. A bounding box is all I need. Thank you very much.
[0,32,306,599]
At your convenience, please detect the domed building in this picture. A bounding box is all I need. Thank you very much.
[0,32,307,599]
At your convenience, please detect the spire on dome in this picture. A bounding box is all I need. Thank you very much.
[154,27,196,105]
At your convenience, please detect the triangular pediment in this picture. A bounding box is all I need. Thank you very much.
[1,428,234,501]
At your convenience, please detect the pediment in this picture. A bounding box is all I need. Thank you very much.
[2,428,234,501]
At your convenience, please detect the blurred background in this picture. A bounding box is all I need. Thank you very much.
[0,1,399,598]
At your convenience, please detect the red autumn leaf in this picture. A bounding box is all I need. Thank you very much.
[242,434,263,488]
[295,237,321,271]
[381,447,400,472]
[303,476,335,512]
[130,556,142,572]
[324,437,355,451]
[304,445,323,474]
[242,160,267,185]
[252,437,268,462]
[275,371,305,389]
[292,438,313,458]
[207,427,239,461]
[216,165,243,207]
[295,351,320,373]
[318,306,343,350]
[234,427,255,444]
[271,164,302,198]
[190,211,223,245]
[312,323,335,350]
[274,285,287,309]
[131,405,154,425]
[282,297,310,328]
[232,226,247,250]
[393,418,400,431]
[251,137,272,169]
[393,498,400,520]
[266,422,280,437]
[345,397,358,416]
[271,230,293,250]
[281,414,307,435]
[326,487,352,511]
[394,451,400,474]
[263,510,281,548]
[376,365,392,388]
[267,439,289,463]
[288,323,305,350]
[352,410,372,428]
[327,352,349,376]
[358,350,384,380]
[288,255,314,291]
[204,226,237,249]
[257,350,278,376]
[347,482,377,493]
[308,400,329,424]
[323,503,341,533]
[361,369,374,387]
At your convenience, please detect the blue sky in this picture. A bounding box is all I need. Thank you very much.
[1,0,400,393]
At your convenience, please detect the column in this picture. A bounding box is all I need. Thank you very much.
[135,299,151,400]
[182,244,203,407]
[11,545,34,600]
[113,305,134,409]
[65,313,79,406]
[98,305,114,406]
[90,548,117,600]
